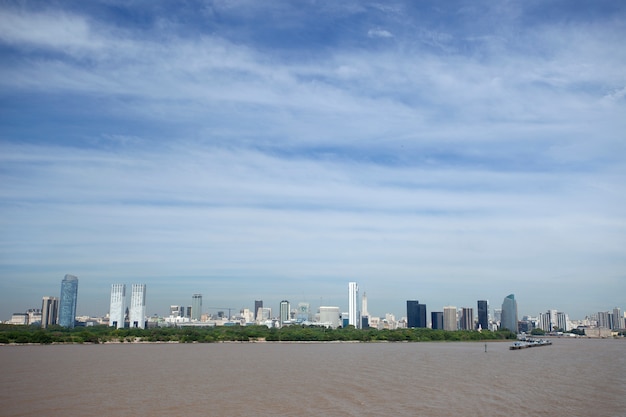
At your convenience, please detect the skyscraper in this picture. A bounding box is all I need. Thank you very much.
[477,300,488,331]
[443,306,457,331]
[460,307,474,330]
[280,300,290,324]
[361,292,369,318]
[613,307,624,330]
[41,296,59,329]
[129,284,146,329]
[348,282,359,328]
[192,294,202,321]
[58,274,78,328]
[109,284,126,329]
[361,292,370,328]
[254,300,263,320]
[501,294,518,333]
[407,300,427,328]
[431,311,443,330]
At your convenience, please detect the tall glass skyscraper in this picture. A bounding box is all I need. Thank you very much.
[477,300,489,331]
[348,282,359,329]
[501,294,518,333]
[58,274,78,328]
[254,300,263,320]
[109,284,126,329]
[129,284,146,329]
[192,294,202,321]
[407,300,427,328]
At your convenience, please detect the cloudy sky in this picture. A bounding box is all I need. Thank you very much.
[1,1,625,321]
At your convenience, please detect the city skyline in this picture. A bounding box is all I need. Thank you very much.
[6,275,623,328]
[1,1,625,320]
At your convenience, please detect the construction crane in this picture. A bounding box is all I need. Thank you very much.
[205,307,236,320]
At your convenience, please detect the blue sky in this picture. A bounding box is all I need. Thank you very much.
[1,0,625,321]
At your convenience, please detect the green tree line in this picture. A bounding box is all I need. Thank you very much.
[0,324,516,344]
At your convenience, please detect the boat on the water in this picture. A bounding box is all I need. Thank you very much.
[510,338,552,350]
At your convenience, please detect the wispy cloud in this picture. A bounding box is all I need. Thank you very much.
[1,1,625,319]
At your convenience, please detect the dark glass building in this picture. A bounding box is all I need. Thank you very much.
[254,300,263,320]
[477,300,488,330]
[407,300,427,328]
[58,274,78,328]
[431,311,443,330]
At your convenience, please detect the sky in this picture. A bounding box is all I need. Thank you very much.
[1,0,625,321]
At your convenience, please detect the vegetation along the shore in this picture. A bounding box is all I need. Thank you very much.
[0,324,517,344]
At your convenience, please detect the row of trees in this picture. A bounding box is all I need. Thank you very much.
[0,324,517,344]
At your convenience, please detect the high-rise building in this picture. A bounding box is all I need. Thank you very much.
[539,309,557,331]
[58,274,78,328]
[319,306,341,328]
[361,292,370,329]
[254,300,263,320]
[597,311,612,329]
[348,282,359,328]
[477,300,488,331]
[129,284,146,329]
[407,300,427,328]
[192,294,202,321]
[613,308,624,330]
[556,311,569,331]
[41,296,59,329]
[431,311,443,330]
[280,300,290,324]
[460,307,474,330]
[443,306,457,331]
[501,294,518,333]
[109,284,126,329]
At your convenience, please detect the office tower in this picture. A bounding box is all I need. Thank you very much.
[431,311,443,330]
[41,296,59,329]
[613,308,624,330]
[58,274,79,328]
[280,300,290,324]
[477,300,488,331]
[597,311,612,328]
[443,306,457,331]
[319,306,341,328]
[407,300,427,328]
[361,292,369,317]
[348,281,359,328]
[185,306,192,319]
[408,303,418,327]
[109,284,126,329]
[460,307,474,330]
[255,300,263,320]
[556,312,569,331]
[192,294,202,321]
[501,294,518,333]
[129,284,146,329]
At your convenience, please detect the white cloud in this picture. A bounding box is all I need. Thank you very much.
[0,8,101,51]
[0,4,625,319]
[367,28,393,38]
